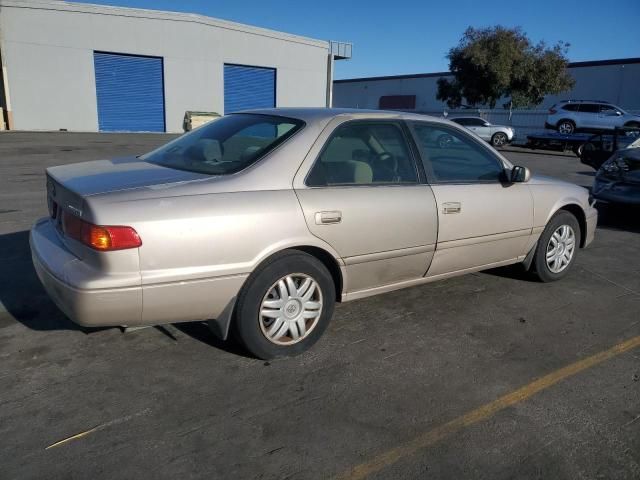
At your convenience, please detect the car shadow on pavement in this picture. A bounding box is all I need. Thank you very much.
[173,321,253,358]
[0,230,85,331]
[0,230,253,355]
[480,264,535,282]
[595,203,640,234]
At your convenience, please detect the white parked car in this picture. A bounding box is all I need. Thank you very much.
[450,117,515,147]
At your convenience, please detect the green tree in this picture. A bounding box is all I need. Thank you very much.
[436,26,575,109]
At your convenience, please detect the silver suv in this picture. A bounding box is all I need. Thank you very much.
[546,100,640,134]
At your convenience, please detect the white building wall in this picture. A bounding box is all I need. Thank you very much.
[0,0,330,132]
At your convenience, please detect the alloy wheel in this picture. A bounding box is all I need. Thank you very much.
[492,133,507,147]
[558,122,574,134]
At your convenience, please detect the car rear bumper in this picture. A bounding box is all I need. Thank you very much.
[30,218,248,328]
[30,218,144,327]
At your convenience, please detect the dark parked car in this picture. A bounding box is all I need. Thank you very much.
[580,129,640,170]
[592,143,640,205]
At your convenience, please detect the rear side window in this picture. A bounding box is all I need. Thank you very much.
[411,123,505,183]
[142,114,303,175]
[562,104,580,112]
[306,122,418,186]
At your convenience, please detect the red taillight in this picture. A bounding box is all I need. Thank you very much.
[62,212,141,251]
[549,108,557,114]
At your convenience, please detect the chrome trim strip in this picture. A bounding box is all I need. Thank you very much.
[343,244,435,266]
[436,228,532,250]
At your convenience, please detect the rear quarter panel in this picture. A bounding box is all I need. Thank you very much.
[86,189,341,285]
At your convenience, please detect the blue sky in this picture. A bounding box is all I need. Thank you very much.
[75,0,640,79]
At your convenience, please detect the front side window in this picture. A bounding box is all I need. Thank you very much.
[411,123,506,183]
[142,114,303,175]
[599,104,621,114]
[306,122,418,186]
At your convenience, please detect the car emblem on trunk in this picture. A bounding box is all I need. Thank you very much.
[67,205,83,217]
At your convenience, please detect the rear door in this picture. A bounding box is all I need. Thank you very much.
[294,119,438,294]
[409,121,533,277]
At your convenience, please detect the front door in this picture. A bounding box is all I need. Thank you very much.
[409,121,533,277]
[597,104,623,130]
[294,120,438,293]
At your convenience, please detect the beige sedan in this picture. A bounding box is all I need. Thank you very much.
[31,109,597,359]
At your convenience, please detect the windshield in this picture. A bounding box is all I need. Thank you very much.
[142,114,304,175]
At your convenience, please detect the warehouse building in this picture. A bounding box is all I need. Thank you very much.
[0,0,351,132]
[333,58,640,112]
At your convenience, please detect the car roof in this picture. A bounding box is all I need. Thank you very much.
[236,107,449,124]
[559,99,610,104]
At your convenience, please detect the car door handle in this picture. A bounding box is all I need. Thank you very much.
[315,211,342,224]
[442,202,461,214]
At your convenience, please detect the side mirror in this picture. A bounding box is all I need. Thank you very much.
[510,165,531,183]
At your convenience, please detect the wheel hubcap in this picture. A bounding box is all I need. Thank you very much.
[259,274,323,345]
[559,123,573,134]
[494,134,506,146]
[546,225,576,273]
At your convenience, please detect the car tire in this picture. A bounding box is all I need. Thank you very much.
[232,249,336,359]
[557,120,576,135]
[491,132,508,147]
[530,211,581,282]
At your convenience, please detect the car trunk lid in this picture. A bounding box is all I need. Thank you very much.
[45,157,208,260]
[46,156,209,197]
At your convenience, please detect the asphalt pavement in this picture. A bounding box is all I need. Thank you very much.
[0,132,638,480]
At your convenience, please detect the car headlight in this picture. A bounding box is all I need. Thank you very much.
[599,156,629,176]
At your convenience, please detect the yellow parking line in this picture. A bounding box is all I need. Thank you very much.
[335,335,640,480]
[45,426,100,450]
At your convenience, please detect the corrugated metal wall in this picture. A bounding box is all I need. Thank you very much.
[224,64,276,113]
[94,52,165,132]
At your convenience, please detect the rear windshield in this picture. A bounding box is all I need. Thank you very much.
[142,114,304,175]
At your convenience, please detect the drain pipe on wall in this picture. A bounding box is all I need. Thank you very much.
[325,52,334,108]
[0,5,12,130]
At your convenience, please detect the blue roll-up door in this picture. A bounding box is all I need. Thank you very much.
[94,52,165,132]
[224,64,276,114]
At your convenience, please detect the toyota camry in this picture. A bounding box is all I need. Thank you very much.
[31,109,597,359]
